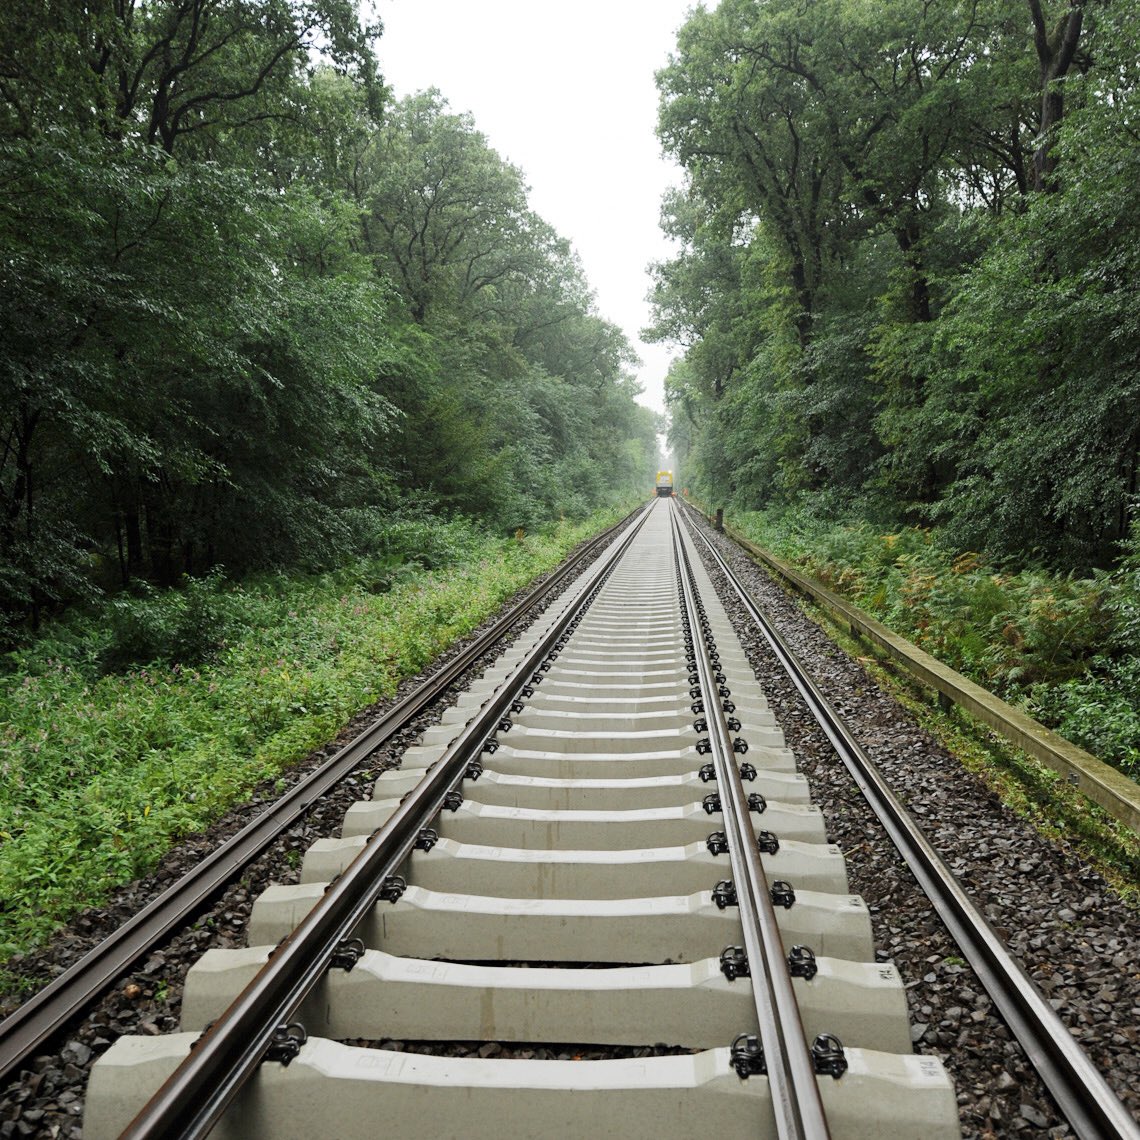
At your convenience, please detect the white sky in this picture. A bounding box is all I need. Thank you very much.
[373,0,695,416]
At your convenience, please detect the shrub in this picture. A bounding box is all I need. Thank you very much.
[733,505,1133,776]
[0,507,629,964]
[99,571,243,672]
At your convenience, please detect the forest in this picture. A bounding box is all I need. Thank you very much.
[651,0,1139,574]
[0,0,658,640]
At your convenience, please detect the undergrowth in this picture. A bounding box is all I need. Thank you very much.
[0,508,629,965]
[815,612,1140,901]
[732,506,1140,780]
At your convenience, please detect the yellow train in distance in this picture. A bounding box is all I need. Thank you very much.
[655,469,674,497]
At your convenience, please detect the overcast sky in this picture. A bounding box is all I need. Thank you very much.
[374,0,696,415]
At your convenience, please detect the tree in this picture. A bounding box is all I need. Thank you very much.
[0,0,392,627]
[929,1,1140,566]
[360,91,654,528]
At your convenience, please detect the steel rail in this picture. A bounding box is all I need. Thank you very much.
[118,502,654,1138]
[684,505,1140,1140]
[669,507,830,1140]
[0,508,640,1089]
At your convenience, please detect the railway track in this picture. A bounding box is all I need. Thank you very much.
[82,501,959,1138]
[0,494,1118,1138]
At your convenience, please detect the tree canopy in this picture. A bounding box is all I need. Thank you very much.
[651,0,1137,571]
[0,2,656,637]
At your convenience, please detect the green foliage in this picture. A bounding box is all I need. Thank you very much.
[0,5,657,638]
[735,505,1139,778]
[359,91,656,531]
[99,573,240,673]
[654,0,1139,573]
[0,134,398,615]
[1031,520,1140,777]
[1029,659,1140,779]
[0,510,625,961]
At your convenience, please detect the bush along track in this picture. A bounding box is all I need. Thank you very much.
[0,510,629,967]
[727,508,1140,781]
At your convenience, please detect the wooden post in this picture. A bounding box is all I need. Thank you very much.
[715,508,724,532]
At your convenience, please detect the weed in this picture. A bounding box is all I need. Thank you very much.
[735,508,1137,779]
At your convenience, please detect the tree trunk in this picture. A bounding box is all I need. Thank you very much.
[125,502,144,581]
[1027,0,1085,191]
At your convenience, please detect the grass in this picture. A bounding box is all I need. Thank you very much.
[0,507,631,969]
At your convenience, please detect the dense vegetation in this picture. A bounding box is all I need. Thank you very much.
[651,0,1138,573]
[0,1,657,640]
[0,510,622,964]
[731,508,1140,778]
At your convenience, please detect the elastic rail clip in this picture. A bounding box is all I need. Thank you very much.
[720,946,750,980]
[265,1023,307,1067]
[379,875,407,903]
[703,793,722,815]
[730,1033,767,1079]
[706,831,729,855]
[812,1033,848,1079]
[788,944,818,981]
[712,879,738,910]
[770,880,796,909]
[414,827,439,852]
[699,763,717,783]
[330,937,366,972]
[756,830,780,855]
